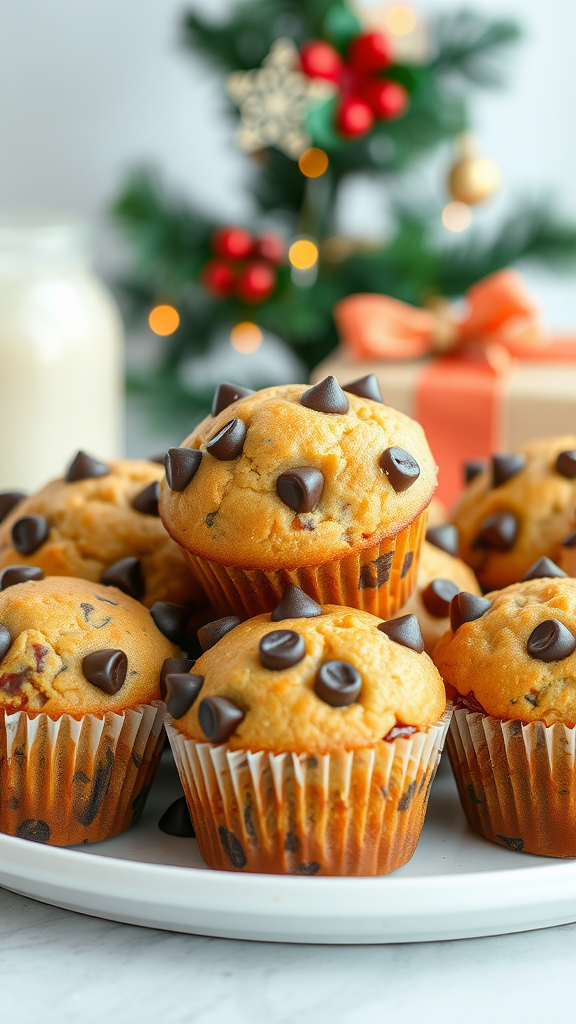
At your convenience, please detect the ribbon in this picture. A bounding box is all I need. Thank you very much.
[334,270,576,506]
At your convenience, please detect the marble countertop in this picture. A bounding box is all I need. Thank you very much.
[1,885,574,1023]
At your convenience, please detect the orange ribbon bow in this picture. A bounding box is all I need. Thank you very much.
[334,270,576,505]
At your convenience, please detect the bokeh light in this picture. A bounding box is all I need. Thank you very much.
[288,239,319,270]
[230,321,263,354]
[298,147,329,178]
[385,5,417,36]
[441,202,472,232]
[149,304,180,336]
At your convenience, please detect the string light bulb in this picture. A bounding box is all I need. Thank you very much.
[298,147,329,178]
[288,239,319,270]
[230,321,263,354]
[384,6,417,36]
[149,305,180,336]
[441,202,472,233]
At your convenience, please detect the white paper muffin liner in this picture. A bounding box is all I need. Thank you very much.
[166,706,452,876]
[448,707,576,858]
[0,701,166,846]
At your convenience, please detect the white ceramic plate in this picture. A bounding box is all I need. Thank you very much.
[1,751,575,943]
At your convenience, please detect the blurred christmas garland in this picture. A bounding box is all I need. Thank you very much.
[112,1,576,423]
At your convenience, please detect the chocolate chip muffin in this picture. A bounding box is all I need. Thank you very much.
[0,452,204,610]
[434,565,576,857]
[399,533,481,655]
[160,377,437,620]
[165,584,449,875]
[453,437,576,589]
[0,571,177,846]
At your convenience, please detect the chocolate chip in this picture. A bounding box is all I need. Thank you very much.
[148,453,166,464]
[450,592,492,631]
[101,557,145,600]
[271,585,322,621]
[158,796,195,838]
[82,649,128,695]
[160,657,196,698]
[474,512,518,551]
[562,531,576,549]
[150,601,189,643]
[314,661,362,707]
[198,696,245,743]
[522,557,567,581]
[380,447,420,492]
[0,565,43,589]
[401,551,413,578]
[197,615,241,652]
[300,376,349,414]
[165,448,202,491]
[384,724,418,742]
[426,524,458,558]
[166,673,204,718]
[343,374,383,403]
[276,467,324,513]
[378,614,425,653]
[0,624,11,660]
[206,418,246,461]
[556,450,576,479]
[11,515,49,555]
[492,453,527,488]
[259,629,306,670]
[16,819,50,844]
[132,481,160,516]
[527,619,576,662]
[358,552,393,590]
[0,492,26,524]
[464,460,486,485]
[422,579,460,618]
[212,382,254,417]
[66,451,109,483]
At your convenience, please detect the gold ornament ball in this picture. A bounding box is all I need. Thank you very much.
[448,156,500,205]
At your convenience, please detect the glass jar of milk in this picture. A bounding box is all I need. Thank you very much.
[0,215,123,492]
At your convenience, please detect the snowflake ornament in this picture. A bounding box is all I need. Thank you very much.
[226,38,334,159]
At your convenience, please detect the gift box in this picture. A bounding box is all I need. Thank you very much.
[313,270,576,506]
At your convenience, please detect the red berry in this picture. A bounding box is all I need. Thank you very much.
[212,227,253,260]
[202,259,236,297]
[253,233,285,265]
[347,32,391,75]
[236,261,277,304]
[363,79,409,120]
[300,40,343,83]
[336,96,374,138]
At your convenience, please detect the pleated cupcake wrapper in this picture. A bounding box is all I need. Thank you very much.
[0,701,166,847]
[448,708,576,858]
[166,706,451,876]
[183,507,428,620]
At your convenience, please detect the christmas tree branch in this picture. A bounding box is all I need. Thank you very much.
[430,10,521,86]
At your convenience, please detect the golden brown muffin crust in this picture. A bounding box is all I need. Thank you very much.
[0,458,203,608]
[400,541,481,655]
[160,384,437,570]
[175,604,446,754]
[453,436,576,589]
[434,577,576,725]
[0,576,177,717]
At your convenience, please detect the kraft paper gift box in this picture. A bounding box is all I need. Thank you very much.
[313,270,576,506]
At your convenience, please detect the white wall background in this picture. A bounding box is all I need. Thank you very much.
[0,0,574,451]
[1,0,575,316]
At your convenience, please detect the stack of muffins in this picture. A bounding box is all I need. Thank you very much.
[2,377,575,870]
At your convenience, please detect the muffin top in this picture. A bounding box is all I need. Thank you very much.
[453,437,576,589]
[159,379,436,570]
[434,573,576,726]
[165,588,446,754]
[400,535,481,656]
[0,453,204,609]
[0,573,177,717]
